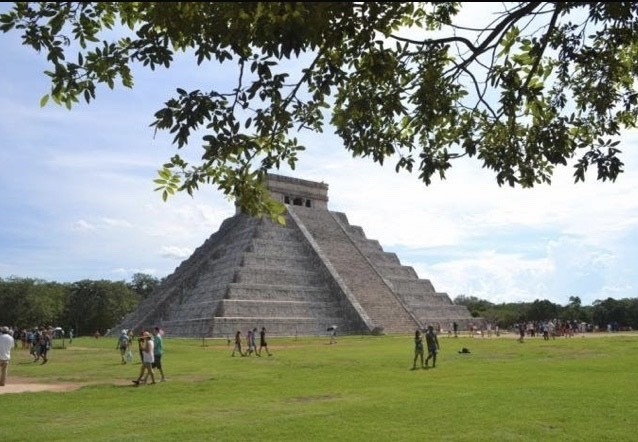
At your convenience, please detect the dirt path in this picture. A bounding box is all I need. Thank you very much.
[0,376,85,395]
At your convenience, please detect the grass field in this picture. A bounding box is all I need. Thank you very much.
[1,332,637,441]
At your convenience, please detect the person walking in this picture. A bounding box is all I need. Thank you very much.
[116,330,130,364]
[246,329,255,356]
[251,328,260,357]
[0,326,15,386]
[132,331,155,386]
[258,327,272,356]
[424,325,440,368]
[37,330,52,365]
[126,329,134,363]
[412,329,424,370]
[152,327,166,382]
[231,331,244,357]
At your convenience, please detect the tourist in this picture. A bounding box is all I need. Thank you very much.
[246,329,254,356]
[37,329,52,365]
[152,327,166,382]
[29,328,39,360]
[329,326,337,344]
[258,327,272,356]
[424,325,440,368]
[453,321,458,338]
[20,328,28,350]
[251,328,259,357]
[0,326,15,386]
[132,331,155,385]
[518,322,525,343]
[412,329,424,370]
[116,330,130,364]
[137,329,145,363]
[126,329,134,362]
[231,331,244,357]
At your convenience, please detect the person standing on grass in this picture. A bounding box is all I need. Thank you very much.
[116,330,130,364]
[258,327,272,356]
[0,326,15,386]
[424,326,440,368]
[412,329,424,370]
[518,322,525,343]
[152,327,166,382]
[329,326,337,344]
[132,331,155,385]
[231,331,244,357]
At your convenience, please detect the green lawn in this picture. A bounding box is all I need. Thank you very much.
[2,332,636,441]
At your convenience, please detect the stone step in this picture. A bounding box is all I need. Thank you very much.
[226,283,336,302]
[234,267,327,286]
[217,299,345,317]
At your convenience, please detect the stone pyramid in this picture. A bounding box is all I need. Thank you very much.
[116,174,476,337]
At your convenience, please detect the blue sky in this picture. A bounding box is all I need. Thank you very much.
[1,4,637,307]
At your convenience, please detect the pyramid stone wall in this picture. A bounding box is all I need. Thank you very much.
[115,174,478,336]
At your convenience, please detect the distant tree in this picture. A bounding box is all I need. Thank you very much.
[526,299,560,321]
[592,297,638,329]
[0,277,68,328]
[1,3,636,220]
[64,280,139,335]
[454,294,494,317]
[128,273,160,299]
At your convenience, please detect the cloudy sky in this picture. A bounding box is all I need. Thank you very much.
[1,4,636,307]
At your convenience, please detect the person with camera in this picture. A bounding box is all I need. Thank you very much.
[132,331,155,386]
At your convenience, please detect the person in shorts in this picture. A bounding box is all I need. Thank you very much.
[152,327,166,382]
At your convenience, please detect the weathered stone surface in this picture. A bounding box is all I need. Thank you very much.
[115,174,478,336]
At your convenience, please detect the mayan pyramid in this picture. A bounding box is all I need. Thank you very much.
[116,174,476,337]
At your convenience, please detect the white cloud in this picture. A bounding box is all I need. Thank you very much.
[73,220,97,231]
[159,246,193,260]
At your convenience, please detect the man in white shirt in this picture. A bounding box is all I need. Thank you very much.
[0,326,15,386]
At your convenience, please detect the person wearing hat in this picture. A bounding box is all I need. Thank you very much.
[132,331,155,386]
[0,326,15,386]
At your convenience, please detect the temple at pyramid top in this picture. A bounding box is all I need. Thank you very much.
[267,174,329,209]
[116,174,479,337]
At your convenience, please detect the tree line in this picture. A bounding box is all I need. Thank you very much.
[0,274,160,336]
[2,273,636,335]
[454,295,638,331]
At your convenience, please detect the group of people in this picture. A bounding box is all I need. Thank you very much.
[413,325,440,370]
[232,327,272,357]
[121,327,166,386]
[3,326,57,364]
